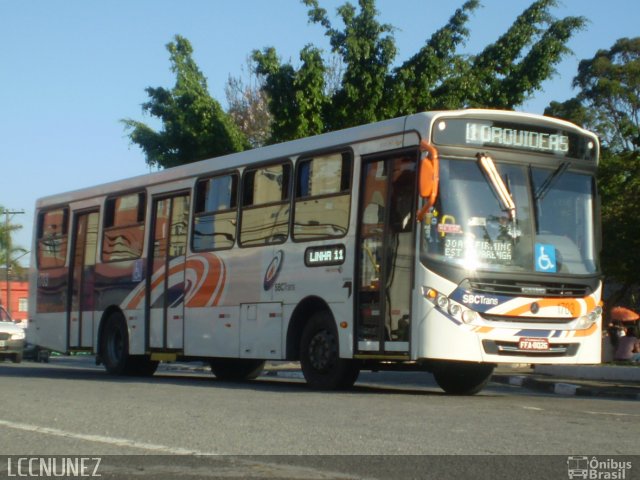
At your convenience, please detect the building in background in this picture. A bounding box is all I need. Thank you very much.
[0,268,29,326]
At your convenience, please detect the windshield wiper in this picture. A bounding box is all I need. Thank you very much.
[477,153,516,221]
[534,162,570,201]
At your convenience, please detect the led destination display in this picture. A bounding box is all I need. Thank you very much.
[305,244,346,267]
[432,118,597,161]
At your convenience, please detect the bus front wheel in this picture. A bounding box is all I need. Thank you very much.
[101,312,130,375]
[101,312,158,376]
[300,312,359,390]
[432,361,494,395]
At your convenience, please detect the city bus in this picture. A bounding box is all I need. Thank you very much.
[28,109,602,394]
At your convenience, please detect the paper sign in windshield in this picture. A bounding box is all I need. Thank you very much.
[444,238,513,263]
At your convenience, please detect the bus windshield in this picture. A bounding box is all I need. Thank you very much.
[421,157,597,275]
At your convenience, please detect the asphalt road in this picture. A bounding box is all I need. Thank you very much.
[0,357,638,479]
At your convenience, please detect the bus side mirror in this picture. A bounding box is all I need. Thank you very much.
[419,141,439,206]
[420,158,435,198]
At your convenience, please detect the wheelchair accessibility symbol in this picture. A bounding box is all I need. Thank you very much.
[535,243,557,272]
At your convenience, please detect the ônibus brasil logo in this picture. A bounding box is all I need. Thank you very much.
[263,250,284,291]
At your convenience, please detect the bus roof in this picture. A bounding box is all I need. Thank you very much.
[35,109,598,208]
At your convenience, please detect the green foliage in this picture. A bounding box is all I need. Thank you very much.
[545,38,640,291]
[252,0,585,143]
[0,207,27,276]
[597,150,640,284]
[123,35,249,169]
[387,0,478,114]
[253,45,328,143]
[574,37,640,153]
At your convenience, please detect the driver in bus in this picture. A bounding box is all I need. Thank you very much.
[389,158,415,233]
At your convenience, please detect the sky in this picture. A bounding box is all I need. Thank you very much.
[1,0,639,266]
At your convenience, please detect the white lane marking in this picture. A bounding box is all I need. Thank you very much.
[584,411,640,418]
[522,407,640,418]
[0,419,219,455]
[0,419,360,479]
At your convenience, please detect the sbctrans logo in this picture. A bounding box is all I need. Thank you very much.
[567,456,632,479]
[263,250,284,291]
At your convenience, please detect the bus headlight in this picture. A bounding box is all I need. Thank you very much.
[423,286,479,324]
[436,294,449,309]
[461,310,479,324]
[448,303,462,317]
[576,307,601,330]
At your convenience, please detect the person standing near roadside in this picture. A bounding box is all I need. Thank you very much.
[614,327,640,361]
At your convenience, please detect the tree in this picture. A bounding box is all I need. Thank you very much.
[252,0,586,143]
[545,38,640,302]
[253,45,329,143]
[225,58,272,149]
[123,35,249,169]
[0,207,27,280]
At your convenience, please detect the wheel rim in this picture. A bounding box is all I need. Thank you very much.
[308,329,337,372]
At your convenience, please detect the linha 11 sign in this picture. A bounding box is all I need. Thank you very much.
[305,244,346,267]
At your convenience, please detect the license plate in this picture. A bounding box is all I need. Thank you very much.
[518,337,549,351]
[0,340,5,347]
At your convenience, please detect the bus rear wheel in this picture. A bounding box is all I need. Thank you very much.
[300,312,359,390]
[210,358,265,381]
[432,361,494,395]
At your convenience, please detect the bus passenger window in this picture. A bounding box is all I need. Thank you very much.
[37,208,69,269]
[193,173,238,251]
[293,152,351,240]
[240,163,291,246]
[102,192,145,262]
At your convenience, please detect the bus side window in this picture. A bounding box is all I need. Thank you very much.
[37,208,69,269]
[293,152,351,241]
[193,173,238,251]
[102,192,145,262]
[240,162,291,247]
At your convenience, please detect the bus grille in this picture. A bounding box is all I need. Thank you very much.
[464,279,591,298]
[483,340,579,357]
[479,313,574,324]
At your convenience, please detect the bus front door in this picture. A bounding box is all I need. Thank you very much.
[356,154,417,356]
[68,210,99,349]
[148,193,190,351]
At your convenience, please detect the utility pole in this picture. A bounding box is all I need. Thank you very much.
[2,209,25,317]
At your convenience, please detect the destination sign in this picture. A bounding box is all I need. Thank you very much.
[305,244,346,267]
[465,123,569,153]
[432,118,597,161]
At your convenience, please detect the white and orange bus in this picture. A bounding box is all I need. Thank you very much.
[28,109,602,394]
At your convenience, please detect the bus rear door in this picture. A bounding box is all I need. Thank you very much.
[147,193,190,352]
[68,210,99,349]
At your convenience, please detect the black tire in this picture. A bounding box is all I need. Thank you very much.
[101,311,159,376]
[37,350,50,363]
[100,311,132,375]
[12,353,23,364]
[210,358,265,381]
[432,361,494,395]
[300,312,359,390]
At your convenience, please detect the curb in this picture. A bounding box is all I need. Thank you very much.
[491,374,640,401]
